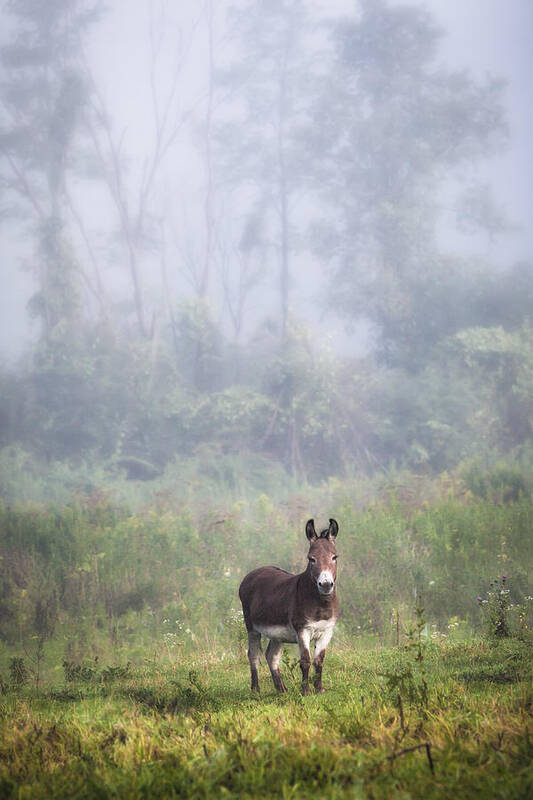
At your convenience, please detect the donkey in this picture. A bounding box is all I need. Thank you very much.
[238,518,339,695]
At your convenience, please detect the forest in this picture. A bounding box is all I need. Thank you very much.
[0,1,532,798]
[0,0,532,495]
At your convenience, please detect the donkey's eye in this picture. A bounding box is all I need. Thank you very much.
[308,556,316,563]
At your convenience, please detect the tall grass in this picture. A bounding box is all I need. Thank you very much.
[1,472,531,672]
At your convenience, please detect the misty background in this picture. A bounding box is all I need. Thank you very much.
[0,0,533,712]
[0,0,532,501]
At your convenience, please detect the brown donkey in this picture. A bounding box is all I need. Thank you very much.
[239,518,339,695]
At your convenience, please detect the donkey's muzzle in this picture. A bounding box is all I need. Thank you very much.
[317,571,335,595]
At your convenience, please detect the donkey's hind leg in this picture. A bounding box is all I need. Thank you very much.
[265,639,287,693]
[247,630,262,692]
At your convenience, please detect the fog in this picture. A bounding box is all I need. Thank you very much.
[430,0,532,259]
[1,1,531,356]
[1,10,533,783]
[0,0,532,494]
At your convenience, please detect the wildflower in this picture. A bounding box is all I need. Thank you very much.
[477,596,483,602]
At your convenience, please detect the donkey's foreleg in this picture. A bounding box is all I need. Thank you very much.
[265,639,287,693]
[297,629,312,695]
[313,627,334,693]
[247,631,262,692]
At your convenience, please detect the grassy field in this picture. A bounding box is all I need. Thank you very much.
[1,477,532,798]
[0,638,532,799]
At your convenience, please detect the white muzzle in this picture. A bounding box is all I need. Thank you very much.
[317,570,335,595]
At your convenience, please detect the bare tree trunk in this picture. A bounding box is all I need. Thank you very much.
[279,168,290,344]
[199,0,215,299]
[65,188,110,320]
[81,4,199,339]
[194,0,216,389]
[276,27,291,345]
[290,415,307,482]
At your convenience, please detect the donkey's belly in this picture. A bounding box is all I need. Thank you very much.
[254,624,298,643]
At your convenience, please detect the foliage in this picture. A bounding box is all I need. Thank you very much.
[0,0,100,350]
[1,473,532,657]
[388,599,429,714]
[477,575,532,640]
[453,323,533,451]
[461,460,531,504]
[1,0,531,481]
[310,0,507,369]
[8,656,28,687]
[4,299,533,478]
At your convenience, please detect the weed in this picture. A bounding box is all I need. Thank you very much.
[102,663,132,682]
[476,574,530,639]
[62,658,99,683]
[381,599,429,719]
[9,656,28,687]
[281,648,301,689]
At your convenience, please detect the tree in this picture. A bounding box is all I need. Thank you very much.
[0,0,103,335]
[453,323,533,452]
[0,1,120,461]
[82,2,202,339]
[216,0,318,343]
[310,0,507,367]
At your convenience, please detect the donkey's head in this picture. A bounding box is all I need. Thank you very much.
[305,518,339,596]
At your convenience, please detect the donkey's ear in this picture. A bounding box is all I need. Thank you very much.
[305,519,318,541]
[327,518,339,539]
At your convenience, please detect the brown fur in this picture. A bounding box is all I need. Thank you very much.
[239,518,339,695]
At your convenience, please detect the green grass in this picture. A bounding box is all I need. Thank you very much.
[1,479,532,798]
[1,639,532,799]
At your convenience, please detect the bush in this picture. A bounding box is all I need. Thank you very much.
[462,460,530,503]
